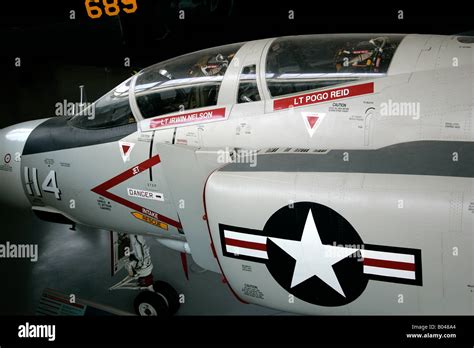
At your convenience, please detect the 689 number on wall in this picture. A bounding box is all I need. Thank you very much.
[85,0,137,19]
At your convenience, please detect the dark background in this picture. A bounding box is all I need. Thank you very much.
[1,0,474,128]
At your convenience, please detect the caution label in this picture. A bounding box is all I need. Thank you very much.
[131,212,169,230]
[273,82,374,111]
[150,107,226,129]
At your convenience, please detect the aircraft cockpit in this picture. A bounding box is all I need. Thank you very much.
[265,34,404,97]
[133,42,243,119]
[69,42,244,129]
[68,35,404,130]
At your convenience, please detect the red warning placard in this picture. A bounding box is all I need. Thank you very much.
[150,107,226,129]
[273,82,374,111]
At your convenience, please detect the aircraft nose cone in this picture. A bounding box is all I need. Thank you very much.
[0,120,45,209]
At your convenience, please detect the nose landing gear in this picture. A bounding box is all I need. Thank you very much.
[110,234,180,316]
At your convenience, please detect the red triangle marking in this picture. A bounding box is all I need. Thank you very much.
[121,145,131,155]
[307,116,319,129]
[91,155,182,229]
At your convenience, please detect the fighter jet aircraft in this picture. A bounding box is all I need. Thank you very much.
[1,33,474,316]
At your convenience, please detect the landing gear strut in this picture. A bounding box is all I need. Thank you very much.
[109,234,180,316]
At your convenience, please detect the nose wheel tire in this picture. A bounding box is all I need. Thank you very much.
[134,291,169,317]
[134,281,180,316]
[153,280,180,315]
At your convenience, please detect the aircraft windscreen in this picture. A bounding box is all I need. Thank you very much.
[69,78,136,130]
[266,34,405,97]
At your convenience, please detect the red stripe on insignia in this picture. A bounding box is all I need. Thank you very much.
[363,258,415,271]
[225,238,267,251]
[91,155,182,229]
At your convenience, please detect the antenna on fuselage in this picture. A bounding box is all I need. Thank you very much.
[76,85,87,116]
[79,85,86,105]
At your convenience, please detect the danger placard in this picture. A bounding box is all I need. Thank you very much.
[150,107,226,129]
[127,188,164,201]
[273,82,374,110]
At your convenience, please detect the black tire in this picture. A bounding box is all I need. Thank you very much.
[153,280,180,315]
[134,290,170,317]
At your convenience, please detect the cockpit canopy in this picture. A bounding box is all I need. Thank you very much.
[70,42,244,129]
[70,35,404,129]
[266,34,404,97]
[134,42,243,119]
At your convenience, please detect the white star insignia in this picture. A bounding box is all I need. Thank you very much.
[269,210,359,297]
